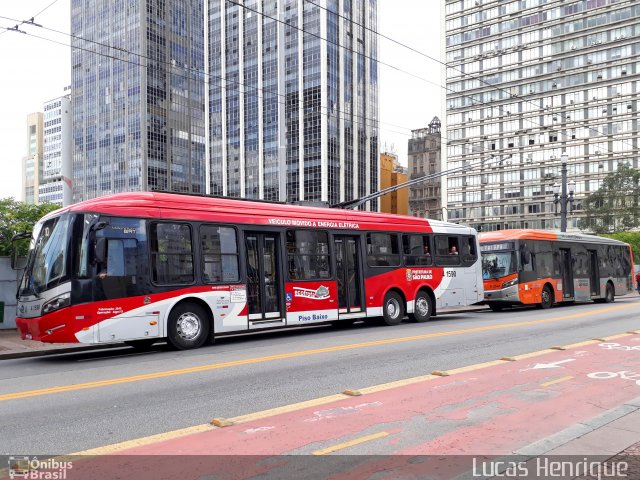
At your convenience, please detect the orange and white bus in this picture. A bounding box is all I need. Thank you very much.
[479,230,633,311]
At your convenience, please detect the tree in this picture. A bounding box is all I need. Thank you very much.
[0,198,60,256]
[579,164,640,234]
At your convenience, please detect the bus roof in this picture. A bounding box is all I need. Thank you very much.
[48,192,475,234]
[479,229,629,247]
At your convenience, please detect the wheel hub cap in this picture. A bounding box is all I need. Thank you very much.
[387,299,399,318]
[416,298,429,316]
[177,313,201,340]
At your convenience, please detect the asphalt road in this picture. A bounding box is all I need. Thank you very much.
[2,296,640,455]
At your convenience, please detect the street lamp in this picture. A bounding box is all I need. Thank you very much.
[552,153,576,232]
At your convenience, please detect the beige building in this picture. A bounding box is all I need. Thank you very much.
[408,117,442,219]
[445,0,640,232]
[23,112,44,204]
[380,152,408,215]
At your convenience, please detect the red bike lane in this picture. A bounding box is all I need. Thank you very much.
[23,332,640,479]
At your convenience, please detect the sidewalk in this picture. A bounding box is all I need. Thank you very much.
[0,329,122,359]
[0,304,489,360]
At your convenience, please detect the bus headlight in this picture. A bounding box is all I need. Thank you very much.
[42,293,71,315]
[502,278,518,289]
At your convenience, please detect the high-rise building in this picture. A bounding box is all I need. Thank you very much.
[71,0,206,202]
[39,87,72,206]
[444,0,639,232]
[208,0,379,209]
[379,152,408,215]
[23,112,43,205]
[408,117,442,220]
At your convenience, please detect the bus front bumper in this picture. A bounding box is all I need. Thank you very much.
[16,307,79,344]
[484,285,520,303]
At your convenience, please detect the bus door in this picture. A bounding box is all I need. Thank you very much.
[560,248,575,299]
[588,250,599,296]
[334,235,365,317]
[245,232,283,326]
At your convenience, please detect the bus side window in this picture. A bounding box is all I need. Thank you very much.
[520,242,534,272]
[201,226,239,283]
[150,223,195,285]
[367,233,401,267]
[434,236,460,267]
[460,235,477,267]
[402,235,432,266]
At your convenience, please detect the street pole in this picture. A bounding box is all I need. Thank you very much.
[553,153,575,233]
[560,157,568,233]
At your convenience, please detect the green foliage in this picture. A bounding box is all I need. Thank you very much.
[601,231,640,264]
[0,198,60,256]
[579,164,640,234]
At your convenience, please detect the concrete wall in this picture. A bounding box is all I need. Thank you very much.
[0,257,25,329]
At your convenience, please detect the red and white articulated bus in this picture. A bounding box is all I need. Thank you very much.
[479,229,634,311]
[16,192,483,350]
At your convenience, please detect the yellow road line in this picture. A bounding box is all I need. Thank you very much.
[312,432,390,455]
[0,302,635,403]
[540,376,574,388]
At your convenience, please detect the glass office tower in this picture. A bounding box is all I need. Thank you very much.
[71,0,206,201]
[208,0,379,209]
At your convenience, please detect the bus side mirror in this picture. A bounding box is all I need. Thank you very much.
[10,248,21,270]
[10,232,31,270]
[94,237,107,265]
[521,249,531,265]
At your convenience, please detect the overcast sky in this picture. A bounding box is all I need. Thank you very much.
[0,0,442,201]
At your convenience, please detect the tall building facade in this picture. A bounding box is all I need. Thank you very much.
[71,0,206,202]
[23,113,44,205]
[445,0,640,231]
[208,0,379,209]
[379,152,408,215]
[408,117,442,220]
[39,88,73,206]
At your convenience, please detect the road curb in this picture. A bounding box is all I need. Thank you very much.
[0,343,126,360]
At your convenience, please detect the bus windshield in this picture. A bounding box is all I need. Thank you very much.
[482,251,517,280]
[18,214,71,297]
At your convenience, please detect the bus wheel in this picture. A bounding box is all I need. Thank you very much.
[382,291,404,326]
[540,285,554,309]
[488,303,504,312]
[124,339,157,350]
[167,303,210,350]
[604,283,615,303]
[411,291,433,323]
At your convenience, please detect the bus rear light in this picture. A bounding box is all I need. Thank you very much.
[502,278,518,289]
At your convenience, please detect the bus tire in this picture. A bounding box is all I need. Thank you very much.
[604,282,615,303]
[167,302,210,350]
[124,339,157,350]
[382,291,404,326]
[410,291,433,323]
[540,285,554,309]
